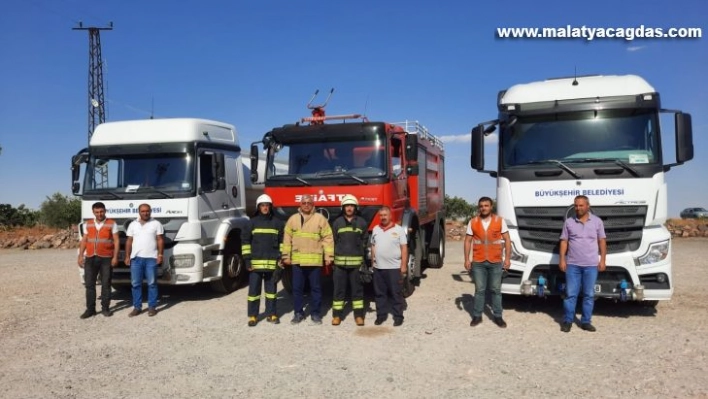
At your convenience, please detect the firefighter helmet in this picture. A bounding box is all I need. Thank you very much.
[256,194,273,206]
[341,194,358,207]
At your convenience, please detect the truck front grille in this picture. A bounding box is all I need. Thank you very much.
[515,206,647,254]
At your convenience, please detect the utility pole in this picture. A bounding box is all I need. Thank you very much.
[73,22,112,187]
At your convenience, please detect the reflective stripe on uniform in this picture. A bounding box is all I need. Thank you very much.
[334,255,363,266]
[352,300,364,310]
[292,253,324,264]
[253,228,279,235]
[252,259,278,269]
[337,226,363,234]
[332,300,345,310]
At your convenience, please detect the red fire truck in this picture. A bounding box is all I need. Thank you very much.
[249,91,445,296]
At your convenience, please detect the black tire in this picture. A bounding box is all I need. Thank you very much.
[639,300,659,308]
[111,283,131,292]
[427,223,445,268]
[401,267,416,298]
[401,245,416,298]
[210,246,246,294]
[411,230,423,282]
[281,266,294,295]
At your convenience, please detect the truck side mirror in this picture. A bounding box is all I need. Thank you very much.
[675,113,693,164]
[250,143,259,183]
[71,150,88,195]
[471,125,485,170]
[71,180,81,195]
[405,134,418,161]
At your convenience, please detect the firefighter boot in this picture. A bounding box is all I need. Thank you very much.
[332,316,341,326]
[248,316,257,327]
[355,317,365,326]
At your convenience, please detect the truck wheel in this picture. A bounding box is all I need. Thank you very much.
[402,267,416,298]
[427,225,445,268]
[111,283,131,292]
[210,249,246,294]
[281,267,294,295]
[639,300,659,308]
[411,231,423,285]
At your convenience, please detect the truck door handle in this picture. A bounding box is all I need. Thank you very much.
[222,203,228,209]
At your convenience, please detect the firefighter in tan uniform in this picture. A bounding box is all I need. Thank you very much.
[281,194,334,325]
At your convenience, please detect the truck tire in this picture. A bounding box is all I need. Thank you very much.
[281,267,294,295]
[111,283,131,292]
[402,267,416,298]
[639,300,659,308]
[402,245,417,298]
[412,232,423,285]
[210,247,246,294]
[427,224,445,268]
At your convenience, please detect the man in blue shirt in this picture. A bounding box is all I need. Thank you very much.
[559,195,606,333]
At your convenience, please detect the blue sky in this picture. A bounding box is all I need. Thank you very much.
[0,0,705,217]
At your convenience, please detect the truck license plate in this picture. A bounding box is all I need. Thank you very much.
[594,284,601,293]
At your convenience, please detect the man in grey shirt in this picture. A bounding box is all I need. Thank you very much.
[370,206,408,327]
[559,195,606,333]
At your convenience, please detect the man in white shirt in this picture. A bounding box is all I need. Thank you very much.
[370,206,408,327]
[125,203,164,317]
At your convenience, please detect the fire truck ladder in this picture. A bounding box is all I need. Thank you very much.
[393,120,444,150]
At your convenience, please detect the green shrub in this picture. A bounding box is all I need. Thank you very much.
[0,203,40,227]
[39,193,81,228]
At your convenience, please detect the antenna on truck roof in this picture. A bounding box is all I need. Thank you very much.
[572,66,579,86]
[300,88,367,125]
[306,88,334,125]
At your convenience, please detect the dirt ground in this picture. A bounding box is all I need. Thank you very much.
[1,239,707,398]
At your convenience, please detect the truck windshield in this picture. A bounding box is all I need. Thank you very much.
[501,109,660,168]
[83,153,194,193]
[266,138,387,180]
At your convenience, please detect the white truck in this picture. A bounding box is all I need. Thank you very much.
[471,75,694,305]
[71,118,263,293]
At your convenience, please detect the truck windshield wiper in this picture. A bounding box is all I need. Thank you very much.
[137,187,174,198]
[271,174,312,186]
[99,191,123,200]
[295,176,312,186]
[525,160,582,179]
[572,158,640,177]
[316,170,368,185]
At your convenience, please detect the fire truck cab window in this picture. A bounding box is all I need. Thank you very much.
[391,138,402,177]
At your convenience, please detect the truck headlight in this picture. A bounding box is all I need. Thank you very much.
[634,240,669,266]
[510,242,527,263]
[170,254,195,269]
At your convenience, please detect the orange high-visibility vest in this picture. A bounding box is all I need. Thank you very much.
[469,215,503,263]
[85,220,116,258]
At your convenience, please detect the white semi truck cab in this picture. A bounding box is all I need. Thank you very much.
[71,118,263,293]
[471,75,694,305]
